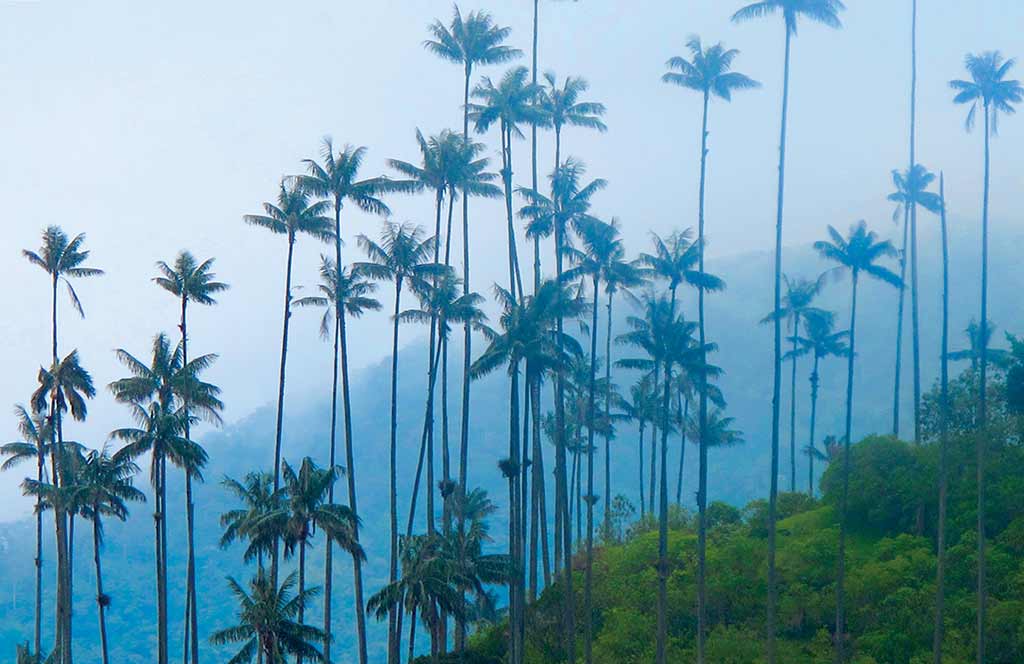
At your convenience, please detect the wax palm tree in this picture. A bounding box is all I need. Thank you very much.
[761,274,829,493]
[538,72,607,186]
[471,280,584,662]
[933,173,951,663]
[731,2,844,658]
[354,221,440,661]
[686,409,743,450]
[31,351,96,664]
[469,66,545,301]
[2,405,52,659]
[109,334,221,664]
[947,319,1012,373]
[293,257,379,661]
[785,315,848,496]
[153,250,228,664]
[74,447,144,664]
[220,472,285,570]
[951,53,1022,661]
[210,571,326,664]
[814,221,901,662]
[23,226,103,664]
[367,534,466,663]
[252,457,364,664]
[887,165,943,444]
[243,180,333,569]
[618,377,658,517]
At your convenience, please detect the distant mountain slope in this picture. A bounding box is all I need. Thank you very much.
[1,221,1020,661]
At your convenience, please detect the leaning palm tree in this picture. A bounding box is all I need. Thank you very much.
[243,180,333,575]
[210,571,327,664]
[888,165,943,444]
[354,221,440,662]
[2,405,52,661]
[293,256,379,661]
[785,315,848,496]
[730,3,845,658]
[109,333,221,664]
[75,447,144,664]
[294,135,392,664]
[153,250,228,664]
[469,66,546,301]
[761,274,829,493]
[950,52,1022,663]
[253,457,364,664]
[23,225,103,663]
[31,351,96,664]
[814,220,901,662]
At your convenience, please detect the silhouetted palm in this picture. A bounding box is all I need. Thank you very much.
[731,3,845,659]
[947,319,1012,373]
[785,315,848,496]
[815,220,900,661]
[210,571,326,664]
[950,53,1022,662]
[219,471,284,569]
[244,181,333,578]
[539,73,606,180]
[355,221,440,659]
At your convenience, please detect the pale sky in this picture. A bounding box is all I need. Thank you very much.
[1,0,1022,517]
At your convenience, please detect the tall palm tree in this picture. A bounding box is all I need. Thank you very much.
[154,251,228,664]
[784,315,848,496]
[2,405,52,661]
[730,3,845,658]
[888,165,943,444]
[947,319,1012,373]
[814,220,901,662]
[761,275,829,493]
[293,257,379,662]
[294,139,391,663]
[210,571,327,664]
[75,448,144,664]
[638,230,723,661]
[31,351,96,664]
[469,66,545,302]
[618,377,657,518]
[538,72,607,193]
[355,222,440,663]
[244,180,333,577]
[219,471,282,570]
[423,9,519,540]
[471,280,584,662]
[109,334,222,664]
[256,457,364,664]
[950,54,1022,662]
[23,226,103,664]
[933,173,951,664]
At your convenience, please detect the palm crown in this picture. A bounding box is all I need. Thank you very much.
[294,257,381,339]
[663,36,760,100]
[1,405,53,473]
[424,6,520,74]
[469,66,546,139]
[785,315,849,362]
[295,138,393,216]
[398,270,487,342]
[243,181,334,244]
[539,73,607,134]
[888,164,944,220]
[355,222,442,291]
[32,351,96,426]
[639,229,725,294]
[732,0,845,35]
[517,158,606,240]
[23,226,104,317]
[950,51,1023,131]
[814,221,902,287]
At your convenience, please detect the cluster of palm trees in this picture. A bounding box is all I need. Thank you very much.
[5,2,1021,664]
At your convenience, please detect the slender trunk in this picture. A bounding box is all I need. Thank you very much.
[406,339,444,538]
[696,86,712,663]
[387,278,403,664]
[766,28,793,664]
[933,172,949,664]
[68,515,74,661]
[408,606,417,664]
[271,235,296,584]
[649,396,657,518]
[34,427,43,659]
[788,315,800,493]
[893,210,909,437]
[976,101,991,664]
[835,272,860,664]
[584,277,600,664]
[153,452,167,664]
[457,68,473,636]
[909,0,920,445]
[638,422,646,519]
[180,297,200,664]
[508,361,522,664]
[808,356,820,497]
[339,310,369,664]
[501,123,524,301]
[675,395,689,505]
[656,289,678,664]
[603,291,614,532]
[297,538,306,664]
[324,320,339,664]
[92,512,109,664]
[160,455,169,664]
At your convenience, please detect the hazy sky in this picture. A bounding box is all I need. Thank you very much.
[1,0,1022,516]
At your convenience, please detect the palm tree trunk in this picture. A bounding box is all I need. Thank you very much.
[655,350,672,664]
[584,277,600,664]
[509,360,523,664]
[339,309,369,664]
[324,320,339,664]
[34,437,43,658]
[531,0,541,296]
[638,421,646,519]
[154,452,167,664]
[501,123,524,301]
[68,514,75,661]
[696,86,712,663]
[457,68,473,635]
[408,606,417,664]
[553,197,576,664]
[180,296,200,664]
[160,455,169,664]
[271,235,297,584]
[406,337,444,538]
[675,395,689,505]
[603,291,614,532]
[976,101,991,664]
[909,0,920,446]
[766,28,793,664]
[788,314,801,494]
[92,513,109,664]
[933,172,949,664]
[388,276,404,664]
[808,357,820,497]
[835,271,860,664]
[892,211,909,437]
[297,538,306,664]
